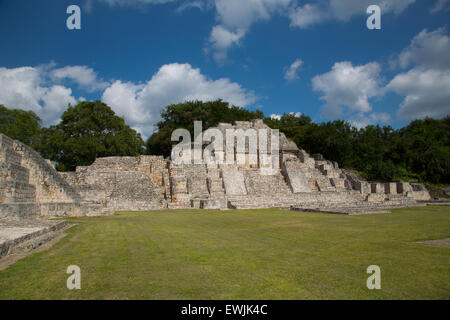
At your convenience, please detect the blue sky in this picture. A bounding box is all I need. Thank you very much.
[0,0,449,137]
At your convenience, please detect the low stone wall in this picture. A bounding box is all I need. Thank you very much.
[61,161,167,212]
[0,218,67,258]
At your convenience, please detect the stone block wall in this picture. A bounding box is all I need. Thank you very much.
[0,134,40,220]
[13,139,81,203]
[222,167,247,196]
[244,168,291,195]
[281,157,312,193]
[0,134,110,219]
[60,157,168,212]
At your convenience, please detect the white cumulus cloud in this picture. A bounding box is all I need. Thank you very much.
[312,61,382,118]
[397,28,450,70]
[270,114,282,120]
[349,112,391,129]
[176,0,209,13]
[0,62,256,135]
[207,0,293,63]
[93,0,418,64]
[289,3,329,28]
[284,59,303,81]
[0,66,77,125]
[430,0,450,13]
[270,111,301,120]
[387,28,450,120]
[102,63,256,136]
[208,26,246,64]
[289,0,415,29]
[50,65,109,92]
[388,68,450,120]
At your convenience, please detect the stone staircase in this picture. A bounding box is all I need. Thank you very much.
[167,163,191,208]
[0,135,40,220]
[315,160,351,192]
[0,134,110,219]
[13,139,81,203]
[207,167,225,197]
[228,191,366,210]
[244,168,291,195]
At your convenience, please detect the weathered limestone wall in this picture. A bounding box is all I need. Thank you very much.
[281,156,311,193]
[222,167,247,196]
[0,134,40,220]
[61,156,168,212]
[12,139,81,203]
[227,191,366,209]
[244,168,291,195]
[0,202,40,220]
[0,134,111,219]
[0,136,36,204]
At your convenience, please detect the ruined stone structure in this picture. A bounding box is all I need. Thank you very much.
[0,120,434,257]
[0,120,432,222]
[0,134,110,220]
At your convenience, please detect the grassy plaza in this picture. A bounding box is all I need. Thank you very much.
[0,206,448,300]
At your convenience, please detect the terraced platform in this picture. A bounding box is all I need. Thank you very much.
[291,201,427,215]
[0,218,67,258]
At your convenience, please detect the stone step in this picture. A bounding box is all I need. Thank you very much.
[0,219,67,258]
[0,181,36,202]
[0,162,30,184]
[0,203,41,220]
[244,169,291,195]
[13,139,82,203]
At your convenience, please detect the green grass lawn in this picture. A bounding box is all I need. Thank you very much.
[0,206,449,300]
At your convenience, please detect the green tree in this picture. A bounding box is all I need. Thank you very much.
[0,105,41,147]
[397,117,450,183]
[37,101,145,171]
[146,100,264,157]
[262,113,449,184]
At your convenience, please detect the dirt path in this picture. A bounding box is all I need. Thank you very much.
[416,238,450,248]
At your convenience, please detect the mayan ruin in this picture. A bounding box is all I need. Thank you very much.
[0,119,435,259]
[3,0,450,304]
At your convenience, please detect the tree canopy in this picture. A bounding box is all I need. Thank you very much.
[0,105,41,147]
[265,113,449,184]
[146,100,264,157]
[35,101,145,171]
